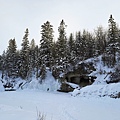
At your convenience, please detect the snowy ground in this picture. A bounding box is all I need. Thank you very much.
[0,56,120,120]
[0,90,120,120]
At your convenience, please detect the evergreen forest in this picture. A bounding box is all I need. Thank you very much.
[0,15,120,85]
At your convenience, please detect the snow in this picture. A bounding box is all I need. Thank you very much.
[0,55,120,120]
[71,83,120,98]
[0,90,120,120]
[0,80,4,91]
[69,55,120,98]
[66,82,80,89]
[22,70,60,92]
[89,55,113,84]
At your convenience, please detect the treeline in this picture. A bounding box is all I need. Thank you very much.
[0,15,120,82]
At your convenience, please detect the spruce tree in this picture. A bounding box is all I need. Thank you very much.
[26,39,36,81]
[19,28,30,79]
[34,45,39,79]
[81,30,88,60]
[102,15,118,67]
[29,39,36,69]
[68,33,76,65]
[1,51,6,79]
[85,32,95,58]
[56,20,68,65]
[75,31,83,60]
[0,55,2,71]
[6,38,17,78]
[39,21,54,68]
[38,21,54,81]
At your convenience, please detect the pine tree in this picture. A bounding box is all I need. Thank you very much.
[81,30,88,60]
[6,38,18,78]
[52,41,57,64]
[56,20,68,65]
[108,15,118,44]
[29,39,36,69]
[85,32,95,58]
[102,15,118,67]
[68,33,76,65]
[19,28,30,79]
[0,55,2,71]
[1,51,6,79]
[26,39,36,81]
[38,21,54,80]
[34,45,39,79]
[75,31,83,60]
[39,21,54,68]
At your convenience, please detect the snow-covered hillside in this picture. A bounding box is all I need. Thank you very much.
[0,55,120,98]
[78,55,112,85]
[70,55,120,97]
[0,68,60,92]
[0,91,120,120]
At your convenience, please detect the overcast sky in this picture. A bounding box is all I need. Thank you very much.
[0,0,120,54]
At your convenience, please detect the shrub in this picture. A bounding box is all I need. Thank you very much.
[37,111,46,120]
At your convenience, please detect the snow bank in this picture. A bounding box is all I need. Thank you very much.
[71,83,120,98]
[89,56,113,84]
[22,70,60,91]
[0,80,4,91]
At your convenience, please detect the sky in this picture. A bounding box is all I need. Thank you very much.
[0,0,120,54]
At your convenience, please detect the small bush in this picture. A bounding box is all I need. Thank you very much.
[36,110,46,120]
